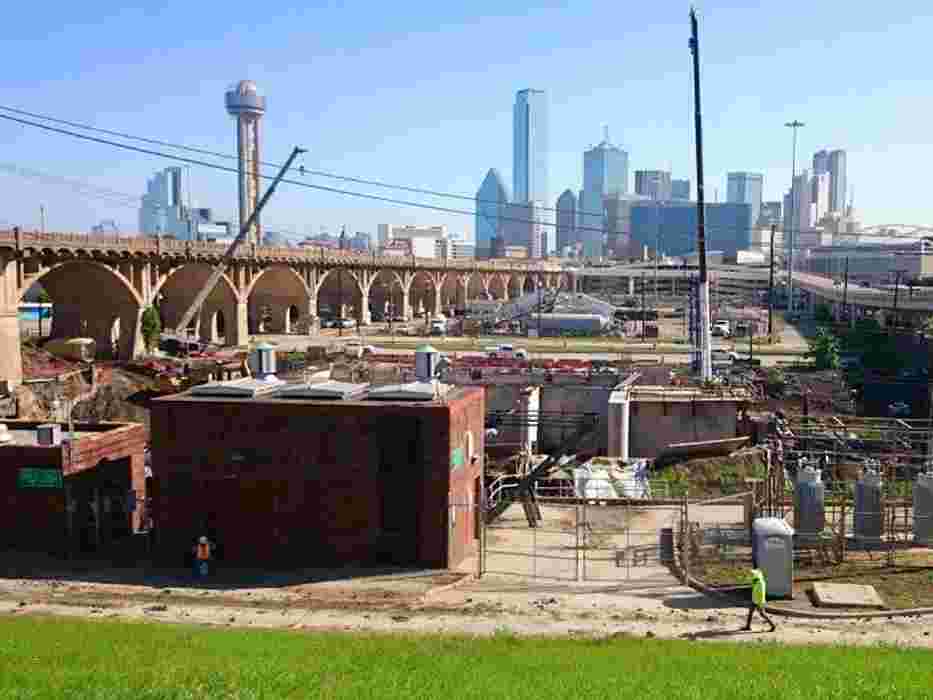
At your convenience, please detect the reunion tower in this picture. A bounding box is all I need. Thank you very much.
[225,80,266,244]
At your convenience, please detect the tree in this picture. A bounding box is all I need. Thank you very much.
[140,306,161,353]
[807,327,840,370]
[814,303,833,325]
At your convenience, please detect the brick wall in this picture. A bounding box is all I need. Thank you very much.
[0,422,147,552]
[151,388,485,569]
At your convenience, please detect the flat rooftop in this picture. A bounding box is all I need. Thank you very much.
[0,421,139,448]
[625,385,752,403]
[157,379,472,406]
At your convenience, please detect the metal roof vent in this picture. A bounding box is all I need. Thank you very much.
[249,342,278,381]
[414,344,441,382]
[189,377,283,398]
[274,381,369,401]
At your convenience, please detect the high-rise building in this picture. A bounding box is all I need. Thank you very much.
[555,189,577,252]
[579,130,628,258]
[475,168,510,258]
[671,179,690,200]
[726,172,763,226]
[630,202,753,258]
[829,149,847,214]
[377,224,448,259]
[812,149,830,176]
[603,194,645,258]
[634,170,672,201]
[783,170,813,260]
[759,201,782,226]
[501,201,545,259]
[140,167,190,239]
[811,171,831,222]
[512,89,548,205]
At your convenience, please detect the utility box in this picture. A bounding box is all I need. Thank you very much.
[751,517,794,599]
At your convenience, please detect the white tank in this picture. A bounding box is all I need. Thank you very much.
[914,471,933,546]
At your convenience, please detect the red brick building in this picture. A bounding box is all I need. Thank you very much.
[150,380,484,569]
[0,421,147,554]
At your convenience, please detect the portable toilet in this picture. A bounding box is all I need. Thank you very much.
[414,344,440,381]
[854,469,884,548]
[751,517,794,599]
[914,471,933,546]
[794,466,825,544]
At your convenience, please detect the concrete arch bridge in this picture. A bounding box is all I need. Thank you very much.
[0,229,567,385]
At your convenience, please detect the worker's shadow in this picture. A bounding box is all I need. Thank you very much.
[680,628,768,640]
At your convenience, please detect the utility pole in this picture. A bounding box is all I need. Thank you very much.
[767,224,775,339]
[690,7,712,380]
[655,200,661,305]
[892,269,905,329]
[641,271,647,340]
[842,256,849,325]
[785,120,805,313]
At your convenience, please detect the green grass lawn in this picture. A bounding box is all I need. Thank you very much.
[1,616,932,699]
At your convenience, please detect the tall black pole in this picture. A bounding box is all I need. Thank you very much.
[641,272,647,340]
[690,7,711,379]
[842,256,849,324]
[892,269,903,329]
[768,224,775,338]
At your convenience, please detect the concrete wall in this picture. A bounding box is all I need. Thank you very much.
[628,400,737,458]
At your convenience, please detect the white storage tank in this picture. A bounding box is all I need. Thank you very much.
[913,471,933,546]
[751,517,795,599]
[854,469,884,547]
[414,344,440,381]
[794,466,825,543]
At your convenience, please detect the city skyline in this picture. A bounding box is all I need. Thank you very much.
[1,1,930,236]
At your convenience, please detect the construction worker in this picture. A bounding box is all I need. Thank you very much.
[193,535,212,578]
[743,568,776,632]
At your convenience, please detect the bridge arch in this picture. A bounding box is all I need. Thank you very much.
[247,265,312,334]
[467,272,486,301]
[367,269,405,323]
[315,268,364,324]
[28,260,144,361]
[409,270,439,318]
[155,263,243,345]
[488,275,507,301]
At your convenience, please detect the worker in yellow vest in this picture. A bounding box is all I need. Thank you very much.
[193,535,212,578]
[742,568,776,632]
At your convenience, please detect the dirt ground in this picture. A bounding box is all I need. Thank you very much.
[3,565,933,648]
[4,499,933,648]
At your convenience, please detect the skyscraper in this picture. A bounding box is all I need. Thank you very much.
[812,150,830,176]
[783,170,813,260]
[512,89,548,205]
[811,171,830,222]
[829,149,847,214]
[671,179,691,200]
[556,189,577,253]
[579,130,628,258]
[726,172,763,226]
[634,170,673,200]
[140,167,190,239]
[475,168,510,259]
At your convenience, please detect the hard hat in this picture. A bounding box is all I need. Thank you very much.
[199,536,208,544]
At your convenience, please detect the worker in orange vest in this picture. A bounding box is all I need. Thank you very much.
[192,535,212,578]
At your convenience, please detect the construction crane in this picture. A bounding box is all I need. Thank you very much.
[174,147,305,335]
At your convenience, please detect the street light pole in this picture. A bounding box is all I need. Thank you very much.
[767,224,775,339]
[785,120,805,313]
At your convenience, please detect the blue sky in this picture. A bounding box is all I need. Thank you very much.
[1,1,931,238]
